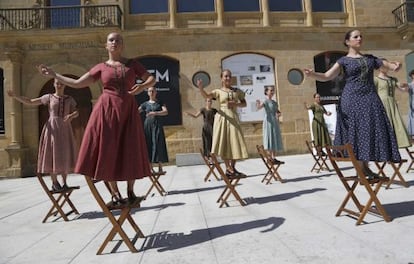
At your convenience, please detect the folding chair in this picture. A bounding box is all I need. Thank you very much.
[325,144,392,225]
[256,145,284,184]
[85,176,145,255]
[199,148,220,182]
[36,173,80,223]
[209,153,246,207]
[145,169,167,199]
[405,147,414,173]
[305,140,331,173]
[373,160,409,189]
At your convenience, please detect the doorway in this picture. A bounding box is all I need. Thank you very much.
[38,75,92,150]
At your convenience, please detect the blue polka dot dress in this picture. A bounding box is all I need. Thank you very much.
[334,55,401,162]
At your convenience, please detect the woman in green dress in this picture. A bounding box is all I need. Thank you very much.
[198,69,248,177]
[305,93,332,155]
[374,59,410,148]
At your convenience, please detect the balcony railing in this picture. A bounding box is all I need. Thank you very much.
[0,4,122,31]
[392,1,414,27]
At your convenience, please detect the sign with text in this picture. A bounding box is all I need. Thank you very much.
[222,53,276,122]
[136,56,182,126]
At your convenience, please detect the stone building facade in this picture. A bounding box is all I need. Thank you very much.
[0,0,413,177]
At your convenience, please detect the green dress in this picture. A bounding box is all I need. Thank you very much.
[310,103,332,147]
[374,76,411,148]
[210,88,248,160]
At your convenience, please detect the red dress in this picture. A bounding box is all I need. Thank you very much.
[75,59,151,181]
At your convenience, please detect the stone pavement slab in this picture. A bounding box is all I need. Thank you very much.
[1,153,414,264]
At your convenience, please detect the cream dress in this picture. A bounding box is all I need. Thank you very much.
[210,88,248,160]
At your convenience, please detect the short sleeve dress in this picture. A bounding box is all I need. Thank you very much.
[374,76,411,148]
[37,94,78,174]
[210,88,248,160]
[309,103,332,147]
[140,100,169,163]
[407,82,414,138]
[200,107,217,157]
[335,55,401,162]
[75,59,151,181]
[262,99,283,152]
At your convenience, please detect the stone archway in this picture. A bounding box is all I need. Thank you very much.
[38,75,92,150]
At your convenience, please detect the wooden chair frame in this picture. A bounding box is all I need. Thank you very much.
[36,173,80,223]
[209,153,246,207]
[305,140,331,173]
[405,147,414,173]
[145,170,167,199]
[374,159,409,189]
[85,176,145,255]
[200,148,220,182]
[256,145,284,184]
[326,144,391,225]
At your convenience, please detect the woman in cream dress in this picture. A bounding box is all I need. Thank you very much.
[198,69,248,177]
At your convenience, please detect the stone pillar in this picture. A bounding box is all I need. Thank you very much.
[3,50,33,177]
[304,0,313,26]
[5,51,23,146]
[344,0,356,26]
[216,0,224,27]
[169,0,176,29]
[261,0,270,27]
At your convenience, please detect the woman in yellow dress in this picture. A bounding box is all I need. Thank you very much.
[198,69,248,177]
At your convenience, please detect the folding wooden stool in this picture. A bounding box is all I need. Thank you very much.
[305,140,331,173]
[325,144,392,225]
[373,159,409,189]
[405,147,414,173]
[209,153,246,207]
[256,145,284,184]
[200,148,220,182]
[85,176,145,255]
[36,173,80,223]
[145,168,167,199]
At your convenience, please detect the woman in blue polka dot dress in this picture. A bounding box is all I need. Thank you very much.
[304,29,401,179]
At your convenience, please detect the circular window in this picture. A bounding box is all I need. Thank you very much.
[192,71,211,88]
[287,68,304,85]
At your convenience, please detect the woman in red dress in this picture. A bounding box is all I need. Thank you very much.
[37,32,156,205]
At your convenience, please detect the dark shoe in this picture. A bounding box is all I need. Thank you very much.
[233,169,247,178]
[111,193,126,206]
[62,184,70,190]
[52,183,63,192]
[319,151,327,157]
[225,170,235,177]
[272,158,285,164]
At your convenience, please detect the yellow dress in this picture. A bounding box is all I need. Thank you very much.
[211,88,248,160]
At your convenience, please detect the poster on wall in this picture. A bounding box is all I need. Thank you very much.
[222,53,276,122]
[307,104,337,142]
[136,56,182,126]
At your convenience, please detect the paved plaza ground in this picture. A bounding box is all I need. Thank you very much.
[1,152,414,264]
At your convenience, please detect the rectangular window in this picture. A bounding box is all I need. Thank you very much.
[223,0,260,12]
[312,0,343,12]
[130,0,168,14]
[268,0,302,12]
[50,0,80,28]
[177,0,215,13]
